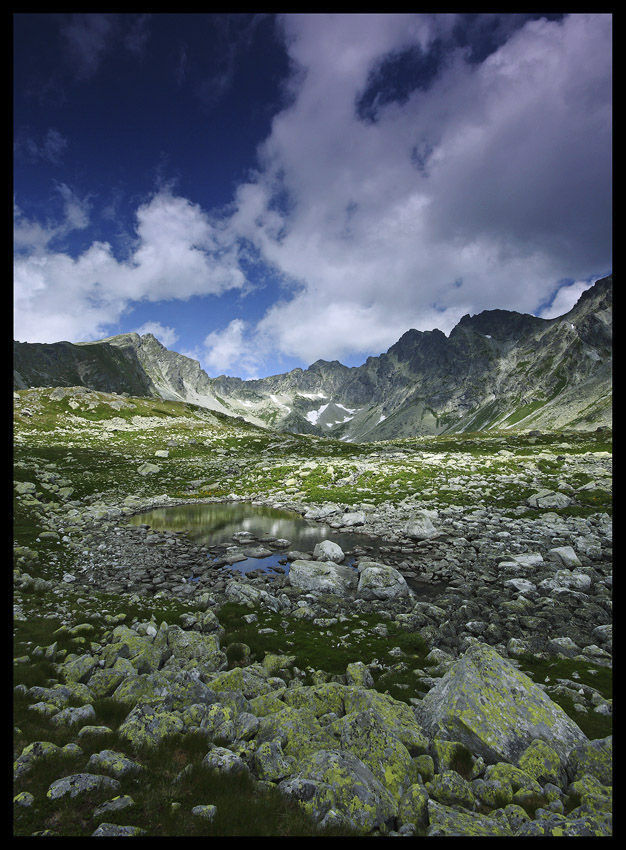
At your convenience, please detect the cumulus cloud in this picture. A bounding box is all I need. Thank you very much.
[133,321,179,348]
[538,280,594,320]
[198,319,265,378]
[218,12,612,370]
[13,190,246,344]
[14,13,611,378]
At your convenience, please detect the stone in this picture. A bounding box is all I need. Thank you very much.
[202,746,250,776]
[313,540,345,563]
[137,462,161,475]
[47,773,121,800]
[405,512,438,540]
[191,804,217,821]
[87,749,143,778]
[118,703,185,748]
[427,800,513,836]
[526,490,573,509]
[278,749,397,833]
[92,823,147,836]
[517,739,568,789]
[356,561,410,601]
[547,546,582,568]
[415,643,588,766]
[567,736,612,786]
[288,560,358,596]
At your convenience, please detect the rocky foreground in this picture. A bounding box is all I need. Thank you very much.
[14,500,612,836]
[13,388,612,836]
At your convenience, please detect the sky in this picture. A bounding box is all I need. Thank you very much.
[13,12,612,379]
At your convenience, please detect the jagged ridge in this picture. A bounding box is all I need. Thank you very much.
[13,276,612,440]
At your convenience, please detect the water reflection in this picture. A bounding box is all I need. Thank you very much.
[127,502,380,572]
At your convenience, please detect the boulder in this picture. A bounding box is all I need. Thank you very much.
[404,512,438,540]
[313,540,344,563]
[278,749,397,833]
[356,561,410,601]
[526,490,573,509]
[415,643,587,766]
[288,560,357,596]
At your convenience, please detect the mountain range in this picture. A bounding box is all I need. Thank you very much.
[14,275,612,441]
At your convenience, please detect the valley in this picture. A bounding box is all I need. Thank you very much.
[13,384,612,836]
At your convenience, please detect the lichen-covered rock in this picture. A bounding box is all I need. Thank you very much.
[282,681,345,718]
[51,703,96,729]
[397,782,429,829]
[47,773,121,800]
[191,805,217,822]
[342,687,429,755]
[426,800,513,836]
[567,736,612,786]
[331,709,416,799]
[254,739,297,782]
[14,741,73,781]
[87,749,143,778]
[484,762,543,794]
[101,626,163,674]
[471,778,513,809]
[278,749,397,833]
[164,626,226,672]
[93,795,136,818]
[256,704,333,760]
[202,746,250,776]
[87,668,128,699]
[413,754,435,783]
[60,653,99,684]
[356,561,410,601]
[117,703,184,748]
[345,661,374,688]
[416,643,588,765]
[426,770,475,809]
[92,823,147,836]
[112,672,171,707]
[518,738,568,789]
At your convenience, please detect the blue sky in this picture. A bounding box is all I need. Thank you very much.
[14,13,612,378]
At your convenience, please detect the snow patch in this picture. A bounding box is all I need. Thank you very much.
[270,394,291,412]
[306,403,329,424]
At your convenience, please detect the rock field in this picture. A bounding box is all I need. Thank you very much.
[13,388,612,836]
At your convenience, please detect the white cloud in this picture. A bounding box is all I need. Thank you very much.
[199,319,263,377]
[538,281,594,320]
[132,321,179,348]
[217,12,612,370]
[13,189,246,344]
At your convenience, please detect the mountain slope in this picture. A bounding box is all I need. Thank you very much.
[13,275,612,439]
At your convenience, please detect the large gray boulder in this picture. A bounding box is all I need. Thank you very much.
[404,511,438,540]
[278,749,397,833]
[357,561,410,601]
[288,560,357,596]
[415,643,587,766]
[313,540,344,563]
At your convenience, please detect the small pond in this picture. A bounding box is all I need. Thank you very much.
[127,501,443,598]
[128,501,382,574]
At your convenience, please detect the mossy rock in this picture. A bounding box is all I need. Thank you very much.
[567,736,612,786]
[518,738,568,788]
[426,799,513,836]
[416,643,588,765]
[278,748,397,834]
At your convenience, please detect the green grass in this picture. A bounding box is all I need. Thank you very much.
[13,390,612,835]
[217,601,432,697]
